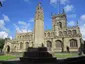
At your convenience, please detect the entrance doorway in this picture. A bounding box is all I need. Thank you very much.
[6,45,10,53]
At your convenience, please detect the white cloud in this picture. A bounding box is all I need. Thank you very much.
[0,0,6,2]
[64,5,74,12]
[29,18,34,22]
[67,14,76,18]
[28,30,32,32]
[80,14,85,21]
[2,14,10,22]
[14,21,32,33]
[80,24,85,40]
[18,21,27,25]
[68,21,76,26]
[0,31,8,39]
[50,0,58,4]
[14,24,21,33]
[50,0,69,5]
[0,19,9,32]
[0,20,5,28]
[9,36,12,40]
[60,0,69,4]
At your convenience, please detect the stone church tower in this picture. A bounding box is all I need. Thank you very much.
[34,3,44,47]
[52,9,67,36]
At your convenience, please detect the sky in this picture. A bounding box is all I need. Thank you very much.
[0,0,85,40]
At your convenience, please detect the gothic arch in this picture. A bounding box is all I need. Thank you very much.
[26,42,29,49]
[6,45,10,53]
[68,30,72,35]
[20,42,23,49]
[72,30,77,35]
[46,41,52,51]
[70,39,78,48]
[59,22,62,29]
[48,32,50,37]
[59,31,63,36]
[55,40,63,52]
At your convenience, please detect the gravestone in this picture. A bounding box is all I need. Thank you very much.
[20,47,57,64]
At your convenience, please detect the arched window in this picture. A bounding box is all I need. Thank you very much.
[59,22,62,29]
[47,41,52,47]
[48,32,50,37]
[73,30,77,35]
[68,30,72,35]
[47,41,52,51]
[6,45,10,53]
[26,42,29,49]
[55,40,62,48]
[59,31,63,36]
[64,31,67,36]
[70,39,78,48]
[20,42,23,49]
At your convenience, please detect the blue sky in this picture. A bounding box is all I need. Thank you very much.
[0,0,85,40]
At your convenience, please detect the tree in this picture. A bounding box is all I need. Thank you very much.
[0,39,5,49]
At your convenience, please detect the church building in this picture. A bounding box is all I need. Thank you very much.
[3,3,83,53]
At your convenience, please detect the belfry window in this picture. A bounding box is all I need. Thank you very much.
[64,31,67,36]
[68,30,72,35]
[48,32,50,37]
[73,30,77,35]
[59,22,62,29]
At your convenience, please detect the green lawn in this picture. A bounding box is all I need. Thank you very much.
[54,53,79,58]
[0,55,17,61]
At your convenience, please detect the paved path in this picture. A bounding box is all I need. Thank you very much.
[6,58,20,61]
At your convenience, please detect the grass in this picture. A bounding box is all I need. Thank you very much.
[54,53,79,59]
[0,55,17,61]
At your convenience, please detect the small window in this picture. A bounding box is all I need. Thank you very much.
[73,30,77,35]
[68,30,72,35]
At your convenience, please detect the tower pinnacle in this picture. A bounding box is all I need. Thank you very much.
[77,20,79,26]
[62,9,65,14]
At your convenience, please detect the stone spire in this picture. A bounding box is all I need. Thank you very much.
[34,3,44,47]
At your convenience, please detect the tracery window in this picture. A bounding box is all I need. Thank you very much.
[70,39,78,48]
[59,22,62,29]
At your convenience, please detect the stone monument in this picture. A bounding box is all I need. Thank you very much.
[34,3,44,47]
[20,47,57,64]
